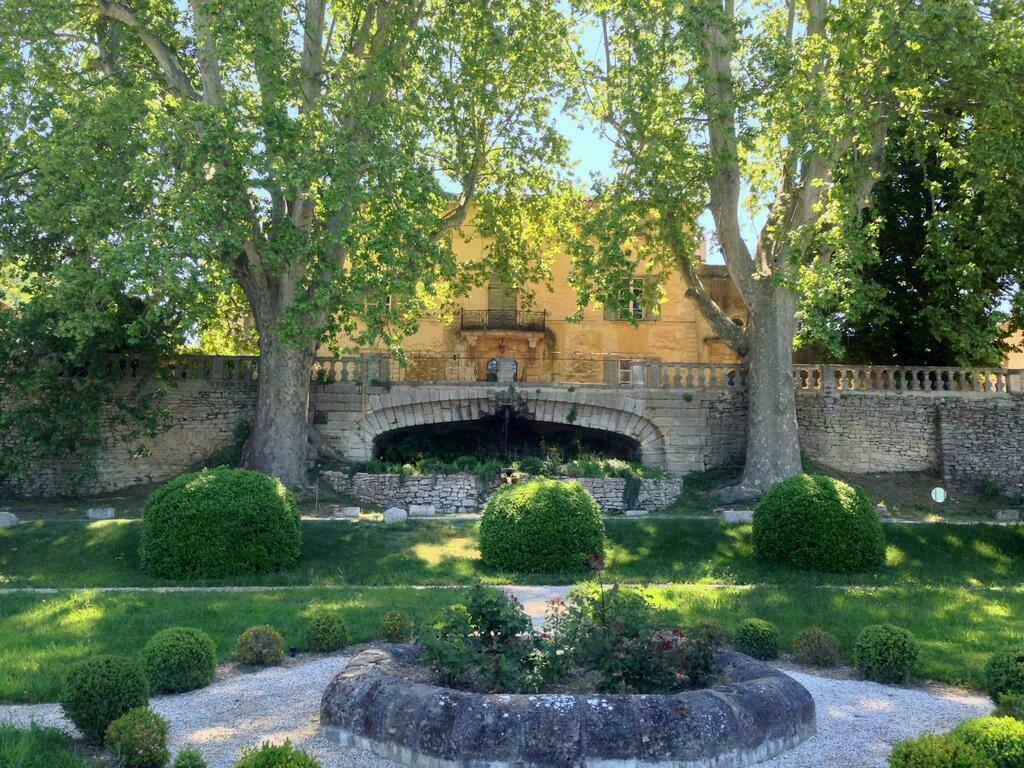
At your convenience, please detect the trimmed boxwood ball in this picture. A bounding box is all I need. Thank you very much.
[306,612,348,652]
[986,648,1024,701]
[236,625,285,666]
[792,626,841,667]
[173,750,209,768]
[141,627,217,694]
[854,624,919,683]
[104,707,170,768]
[140,467,301,580]
[752,474,886,573]
[235,741,322,768]
[59,655,149,743]
[953,716,1024,768]
[733,618,780,660]
[479,479,605,573]
[888,732,995,768]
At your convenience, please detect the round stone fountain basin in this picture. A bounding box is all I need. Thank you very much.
[320,645,815,768]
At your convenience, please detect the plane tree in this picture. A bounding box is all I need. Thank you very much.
[567,0,1024,495]
[1,0,575,487]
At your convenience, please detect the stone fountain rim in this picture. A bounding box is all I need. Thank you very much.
[320,644,817,768]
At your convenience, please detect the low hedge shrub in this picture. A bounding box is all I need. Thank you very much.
[141,627,217,694]
[306,613,348,653]
[235,626,285,666]
[995,694,1024,722]
[104,707,169,768]
[733,618,779,660]
[888,732,995,768]
[752,474,886,573]
[140,468,301,580]
[854,624,919,683]
[479,479,605,572]
[59,655,149,744]
[173,750,208,768]
[792,626,841,667]
[953,716,1024,768]
[986,648,1024,701]
[234,741,322,768]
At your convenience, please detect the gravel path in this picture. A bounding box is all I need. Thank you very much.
[0,651,991,768]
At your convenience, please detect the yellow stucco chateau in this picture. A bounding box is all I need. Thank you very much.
[344,224,746,385]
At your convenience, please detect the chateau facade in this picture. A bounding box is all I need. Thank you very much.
[345,229,747,385]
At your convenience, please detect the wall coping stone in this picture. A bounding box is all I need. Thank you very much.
[320,645,816,768]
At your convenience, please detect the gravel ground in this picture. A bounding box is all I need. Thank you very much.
[0,650,991,768]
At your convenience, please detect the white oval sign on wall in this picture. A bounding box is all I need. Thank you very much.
[931,487,947,504]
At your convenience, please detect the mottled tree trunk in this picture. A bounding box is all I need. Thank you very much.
[243,330,315,488]
[739,282,803,493]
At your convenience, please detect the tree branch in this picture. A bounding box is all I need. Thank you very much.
[300,0,326,112]
[700,2,758,303]
[97,1,199,101]
[663,209,748,355]
[188,0,224,105]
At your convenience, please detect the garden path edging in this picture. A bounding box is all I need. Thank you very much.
[320,645,816,768]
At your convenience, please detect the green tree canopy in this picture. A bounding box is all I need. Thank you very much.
[1,0,578,486]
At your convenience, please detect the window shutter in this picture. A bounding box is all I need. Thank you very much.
[645,275,660,321]
[603,357,619,384]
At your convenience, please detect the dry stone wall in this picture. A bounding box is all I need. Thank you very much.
[2,376,256,497]
[320,470,685,514]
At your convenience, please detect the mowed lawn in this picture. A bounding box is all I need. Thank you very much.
[0,582,1019,703]
[1,517,1022,588]
[0,587,464,704]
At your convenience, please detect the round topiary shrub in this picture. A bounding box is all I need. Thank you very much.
[140,467,301,580]
[733,618,780,660]
[380,611,416,643]
[479,479,605,573]
[994,693,1024,722]
[104,707,170,768]
[236,625,285,666]
[235,741,322,768]
[141,627,217,694]
[953,716,1024,768]
[306,612,348,653]
[752,474,886,573]
[986,648,1024,701]
[173,749,209,768]
[59,655,150,743]
[854,624,919,683]
[888,732,995,768]
[792,626,841,667]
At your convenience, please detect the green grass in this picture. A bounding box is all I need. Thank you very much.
[0,587,463,704]
[0,724,99,767]
[2,517,1022,588]
[646,583,1024,690]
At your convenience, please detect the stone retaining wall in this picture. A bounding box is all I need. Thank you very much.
[320,646,816,768]
[320,471,685,514]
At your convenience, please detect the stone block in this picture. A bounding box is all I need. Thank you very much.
[624,509,647,517]
[330,505,361,519]
[721,508,754,524]
[86,507,115,520]
[384,507,408,524]
[0,510,19,528]
[996,509,1021,523]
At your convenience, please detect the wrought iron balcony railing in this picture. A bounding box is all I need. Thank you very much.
[459,309,546,333]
